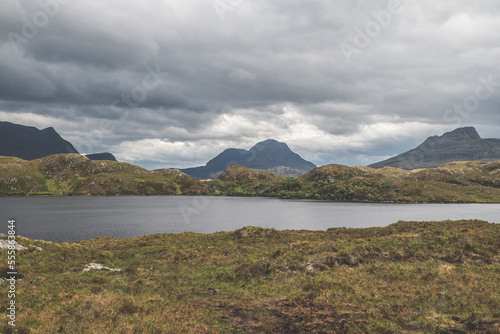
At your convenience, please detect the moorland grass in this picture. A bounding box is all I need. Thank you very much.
[0,219,499,333]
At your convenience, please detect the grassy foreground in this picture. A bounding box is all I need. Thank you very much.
[0,220,499,333]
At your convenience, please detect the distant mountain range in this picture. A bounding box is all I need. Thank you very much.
[369,127,500,169]
[0,121,116,161]
[3,121,500,174]
[180,139,316,179]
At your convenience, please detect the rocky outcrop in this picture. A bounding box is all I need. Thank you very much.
[0,240,26,250]
[266,166,307,176]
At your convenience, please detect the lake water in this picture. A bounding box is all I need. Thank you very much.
[0,196,498,242]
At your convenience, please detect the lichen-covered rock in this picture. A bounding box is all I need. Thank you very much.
[0,240,25,250]
[82,263,121,272]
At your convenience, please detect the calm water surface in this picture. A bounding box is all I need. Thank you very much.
[0,196,498,241]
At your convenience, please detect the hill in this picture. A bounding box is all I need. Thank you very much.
[218,165,283,185]
[3,154,500,203]
[0,121,79,160]
[205,160,500,202]
[0,154,205,196]
[180,139,316,179]
[369,127,500,169]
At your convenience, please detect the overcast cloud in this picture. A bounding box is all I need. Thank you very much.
[1,0,500,169]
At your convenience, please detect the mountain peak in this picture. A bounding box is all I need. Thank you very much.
[250,139,289,152]
[440,127,481,141]
[42,126,56,132]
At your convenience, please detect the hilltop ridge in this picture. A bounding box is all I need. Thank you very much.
[369,127,500,169]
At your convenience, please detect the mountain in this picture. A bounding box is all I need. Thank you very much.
[0,121,79,160]
[180,139,316,179]
[369,127,500,169]
[85,153,117,161]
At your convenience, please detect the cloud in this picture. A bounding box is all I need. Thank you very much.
[229,69,257,82]
[1,0,500,169]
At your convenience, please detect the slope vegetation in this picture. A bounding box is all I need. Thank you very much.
[0,154,205,196]
[3,154,500,203]
[208,161,500,203]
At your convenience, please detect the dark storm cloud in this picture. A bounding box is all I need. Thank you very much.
[1,0,500,169]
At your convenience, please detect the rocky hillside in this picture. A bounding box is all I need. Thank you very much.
[298,161,500,202]
[206,160,500,203]
[369,127,500,169]
[0,154,205,196]
[266,166,307,177]
[218,165,283,185]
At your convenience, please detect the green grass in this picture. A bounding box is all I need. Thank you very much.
[0,220,498,333]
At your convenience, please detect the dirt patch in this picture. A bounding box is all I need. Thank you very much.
[228,299,366,333]
[438,264,455,275]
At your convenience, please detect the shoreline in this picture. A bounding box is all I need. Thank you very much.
[2,193,500,204]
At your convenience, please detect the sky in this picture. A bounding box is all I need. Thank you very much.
[1,0,500,170]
